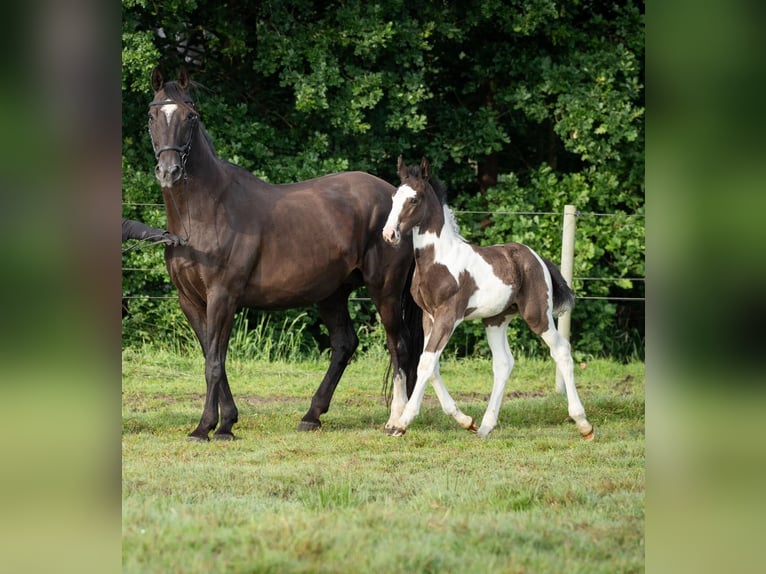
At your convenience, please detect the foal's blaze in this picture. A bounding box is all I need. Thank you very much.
[382,156,593,441]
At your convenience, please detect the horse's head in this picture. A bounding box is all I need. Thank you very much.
[148,67,199,188]
[382,156,432,245]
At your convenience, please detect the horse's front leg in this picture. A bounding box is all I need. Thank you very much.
[388,312,459,436]
[429,361,478,433]
[372,291,412,431]
[177,293,217,441]
[206,291,238,441]
[475,321,514,437]
[182,290,238,441]
[386,313,432,434]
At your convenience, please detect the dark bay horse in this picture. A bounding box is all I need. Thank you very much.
[146,68,421,440]
[381,157,594,440]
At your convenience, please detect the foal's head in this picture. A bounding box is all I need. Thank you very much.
[148,67,199,188]
[382,156,437,245]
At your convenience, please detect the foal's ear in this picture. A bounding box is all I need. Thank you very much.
[420,157,431,181]
[397,155,408,181]
[178,66,190,90]
[151,67,164,92]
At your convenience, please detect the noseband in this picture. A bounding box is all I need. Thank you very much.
[148,98,198,177]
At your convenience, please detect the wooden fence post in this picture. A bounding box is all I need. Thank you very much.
[556,205,577,390]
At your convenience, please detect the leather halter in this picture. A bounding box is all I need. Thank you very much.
[148,98,198,171]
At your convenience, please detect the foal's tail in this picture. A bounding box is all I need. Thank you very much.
[543,258,575,317]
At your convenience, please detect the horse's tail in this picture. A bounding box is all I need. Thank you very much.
[383,261,423,403]
[543,258,575,317]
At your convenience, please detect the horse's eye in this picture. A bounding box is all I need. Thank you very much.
[410,197,418,205]
[188,114,198,123]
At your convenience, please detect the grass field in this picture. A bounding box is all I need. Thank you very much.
[122,348,644,573]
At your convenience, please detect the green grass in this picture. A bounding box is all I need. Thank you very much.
[122,348,644,573]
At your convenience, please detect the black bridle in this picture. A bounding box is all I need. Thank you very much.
[148,97,197,243]
[148,98,198,178]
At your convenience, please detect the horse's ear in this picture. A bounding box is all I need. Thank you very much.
[178,66,190,90]
[151,67,164,92]
[397,155,408,181]
[420,157,431,181]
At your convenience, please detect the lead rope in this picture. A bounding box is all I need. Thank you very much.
[167,169,192,245]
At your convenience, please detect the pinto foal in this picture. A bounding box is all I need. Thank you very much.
[382,157,594,440]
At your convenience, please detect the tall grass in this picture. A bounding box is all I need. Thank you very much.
[228,310,320,362]
[123,348,644,573]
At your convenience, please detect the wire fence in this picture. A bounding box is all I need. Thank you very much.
[122,206,645,304]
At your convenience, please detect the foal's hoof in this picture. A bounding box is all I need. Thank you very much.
[387,426,406,437]
[580,425,595,442]
[213,432,236,441]
[297,420,321,432]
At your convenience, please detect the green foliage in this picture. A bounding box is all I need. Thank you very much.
[121,0,644,360]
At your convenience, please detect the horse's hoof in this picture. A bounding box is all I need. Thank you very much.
[187,434,209,442]
[297,420,321,432]
[213,432,236,441]
[581,426,595,441]
[387,426,406,437]
[466,420,478,433]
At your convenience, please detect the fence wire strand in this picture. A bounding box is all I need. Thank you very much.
[122,206,645,304]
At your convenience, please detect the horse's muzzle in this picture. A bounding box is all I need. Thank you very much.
[382,226,401,245]
[155,161,183,188]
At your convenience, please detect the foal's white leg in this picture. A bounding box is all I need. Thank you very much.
[555,368,567,395]
[540,326,595,441]
[387,350,439,436]
[428,362,478,432]
[385,368,408,430]
[477,323,514,437]
[387,319,432,432]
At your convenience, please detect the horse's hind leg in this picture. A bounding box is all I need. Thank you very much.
[370,291,408,430]
[298,289,358,431]
[476,321,515,437]
[540,327,594,441]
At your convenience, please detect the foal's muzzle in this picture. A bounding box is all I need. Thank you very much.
[382,226,401,245]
